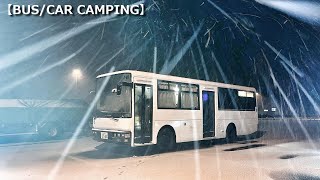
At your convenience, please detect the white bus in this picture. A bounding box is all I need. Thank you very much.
[92,70,258,150]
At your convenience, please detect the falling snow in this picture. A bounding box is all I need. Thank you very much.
[1,0,320,179]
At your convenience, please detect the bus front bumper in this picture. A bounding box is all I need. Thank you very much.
[92,128,131,144]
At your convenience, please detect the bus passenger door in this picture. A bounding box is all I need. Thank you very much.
[134,84,153,144]
[202,91,215,138]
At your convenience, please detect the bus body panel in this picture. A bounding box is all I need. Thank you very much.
[153,110,201,120]
[93,117,132,132]
[153,119,203,143]
[216,110,258,138]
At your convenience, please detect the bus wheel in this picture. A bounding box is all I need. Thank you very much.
[226,124,237,143]
[157,127,176,152]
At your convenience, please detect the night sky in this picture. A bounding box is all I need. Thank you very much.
[0,0,320,116]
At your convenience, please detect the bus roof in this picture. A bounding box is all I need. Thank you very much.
[97,70,256,92]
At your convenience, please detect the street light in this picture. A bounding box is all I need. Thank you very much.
[72,68,82,88]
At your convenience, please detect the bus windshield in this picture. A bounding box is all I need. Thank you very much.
[96,73,132,118]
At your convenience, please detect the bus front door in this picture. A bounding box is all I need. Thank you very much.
[134,84,153,144]
[202,91,215,138]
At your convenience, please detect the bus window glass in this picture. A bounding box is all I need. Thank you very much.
[158,81,169,90]
[181,84,199,109]
[158,80,199,109]
[158,80,179,109]
[219,88,256,111]
[97,73,132,118]
[181,92,199,109]
[169,82,179,91]
[158,91,179,108]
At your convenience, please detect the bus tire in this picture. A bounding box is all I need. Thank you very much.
[157,127,176,152]
[226,124,237,143]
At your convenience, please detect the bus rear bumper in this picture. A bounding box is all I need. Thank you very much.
[92,128,131,144]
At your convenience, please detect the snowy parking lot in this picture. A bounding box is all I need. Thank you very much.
[0,119,320,180]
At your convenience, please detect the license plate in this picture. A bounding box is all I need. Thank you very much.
[101,132,108,139]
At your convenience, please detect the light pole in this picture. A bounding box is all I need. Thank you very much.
[72,68,82,88]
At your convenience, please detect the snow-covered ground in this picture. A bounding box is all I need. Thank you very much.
[0,133,319,179]
[0,119,320,179]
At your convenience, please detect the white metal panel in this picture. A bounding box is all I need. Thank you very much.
[178,120,203,142]
[216,110,258,137]
[153,109,201,121]
[153,109,202,142]
[93,117,132,132]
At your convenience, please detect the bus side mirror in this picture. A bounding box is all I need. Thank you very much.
[116,84,122,95]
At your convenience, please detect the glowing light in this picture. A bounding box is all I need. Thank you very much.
[72,69,82,79]
[238,91,247,97]
[173,86,180,92]
[247,92,254,98]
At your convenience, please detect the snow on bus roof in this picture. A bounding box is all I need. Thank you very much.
[96,70,256,92]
